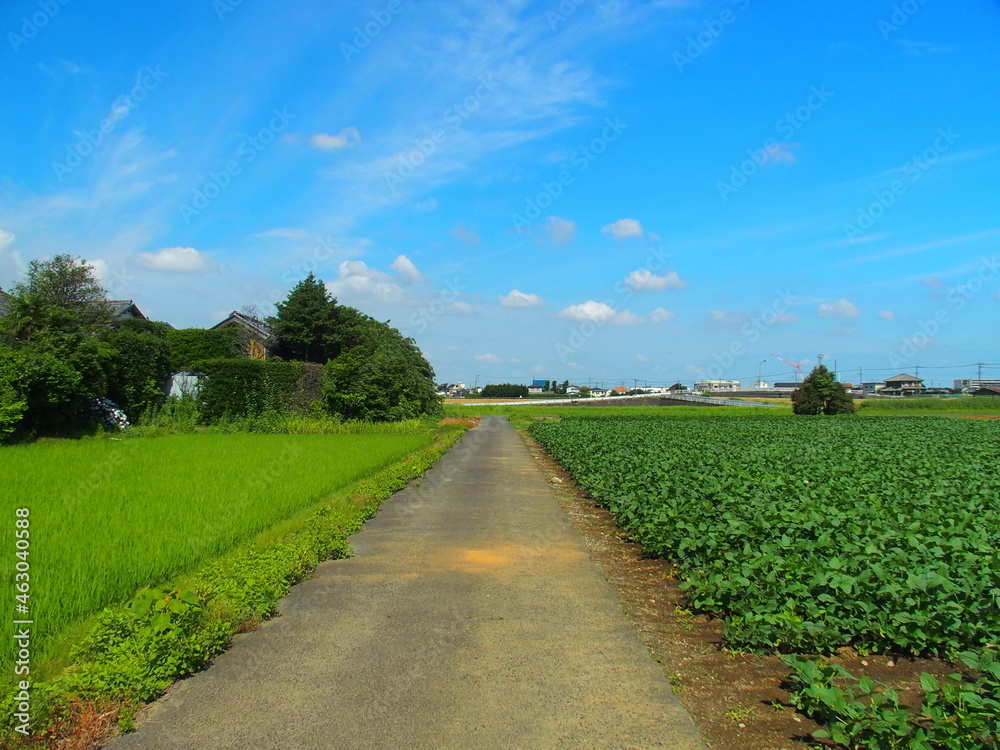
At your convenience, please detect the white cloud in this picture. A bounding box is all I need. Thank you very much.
[601,218,643,239]
[879,310,897,321]
[447,301,474,314]
[0,228,15,251]
[447,225,480,245]
[817,298,862,319]
[636,354,648,362]
[310,127,361,151]
[326,260,404,304]
[531,364,546,373]
[558,300,642,325]
[710,309,750,325]
[475,353,501,362]
[136,246,211,272]
[390,254,425,283]
[921,277,944,289]
[649,307,676,323]
[545,216,576,244]
[624,269,686,292]
[498,289,544,308]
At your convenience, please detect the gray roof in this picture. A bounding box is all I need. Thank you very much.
[211,310,271,339]
[885,373,923,382]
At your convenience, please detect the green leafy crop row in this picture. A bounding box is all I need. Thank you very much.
[529,415,1000,657]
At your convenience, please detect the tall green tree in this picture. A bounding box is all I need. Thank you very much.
[792,365,856,415]
[323,316,439,421]
[267,273,338,363]
[8,254,114,333]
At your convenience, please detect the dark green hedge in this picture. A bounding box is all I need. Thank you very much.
[192,359,323,422]
[168,328,243,372]
[481,383,529,398]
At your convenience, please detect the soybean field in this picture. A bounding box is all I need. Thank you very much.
[530,415,1000,656]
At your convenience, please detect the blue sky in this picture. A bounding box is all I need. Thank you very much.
[2,0,999,388]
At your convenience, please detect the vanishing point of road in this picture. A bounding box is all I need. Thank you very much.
[110,416,707,750]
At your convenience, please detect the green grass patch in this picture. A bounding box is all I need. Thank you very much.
[857,396,1000,414]
[0,432,432,677]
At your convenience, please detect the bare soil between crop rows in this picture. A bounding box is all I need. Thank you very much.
[519,428,957,750]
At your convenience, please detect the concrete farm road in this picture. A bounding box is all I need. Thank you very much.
[109,416,707,750]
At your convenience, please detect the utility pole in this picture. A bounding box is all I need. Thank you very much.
[834,359,838,382]
[474,374,479,391]
[757,359,766,388]
[978,361,984,381]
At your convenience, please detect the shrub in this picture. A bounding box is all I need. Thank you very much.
[792,365,855,415]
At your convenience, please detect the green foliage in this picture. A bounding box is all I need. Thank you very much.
[0,372,26,441]
[323,318,440,422]
[118,318,172,338]
[166,327,243,371]
[792,364,856,415]
[858,397,1000,413]
[481,383,530,398]
[107,329,172,417]
[5,254,113,333]
[193,358,323,422]
[784,650,1000,748]
[529,415,1000,656]
[267,273,339,363]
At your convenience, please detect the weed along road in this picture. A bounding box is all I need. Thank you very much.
[109,417,707,750]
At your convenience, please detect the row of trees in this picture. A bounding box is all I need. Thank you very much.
[0,258,440,441]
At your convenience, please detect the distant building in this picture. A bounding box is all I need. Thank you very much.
[881,373,925,396]
[971,387,1000,397]
[527,385,544,395]
[772,382,802,390]
[211,310,271,359]
[955,379,1000,392]
[693,379,740,391]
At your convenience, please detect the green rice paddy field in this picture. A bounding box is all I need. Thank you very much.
[0,432,432,674]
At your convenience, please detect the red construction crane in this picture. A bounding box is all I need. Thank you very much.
[770,353,804,382]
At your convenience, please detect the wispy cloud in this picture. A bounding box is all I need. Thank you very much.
[601,218,643,239]
[311,127,361,151]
